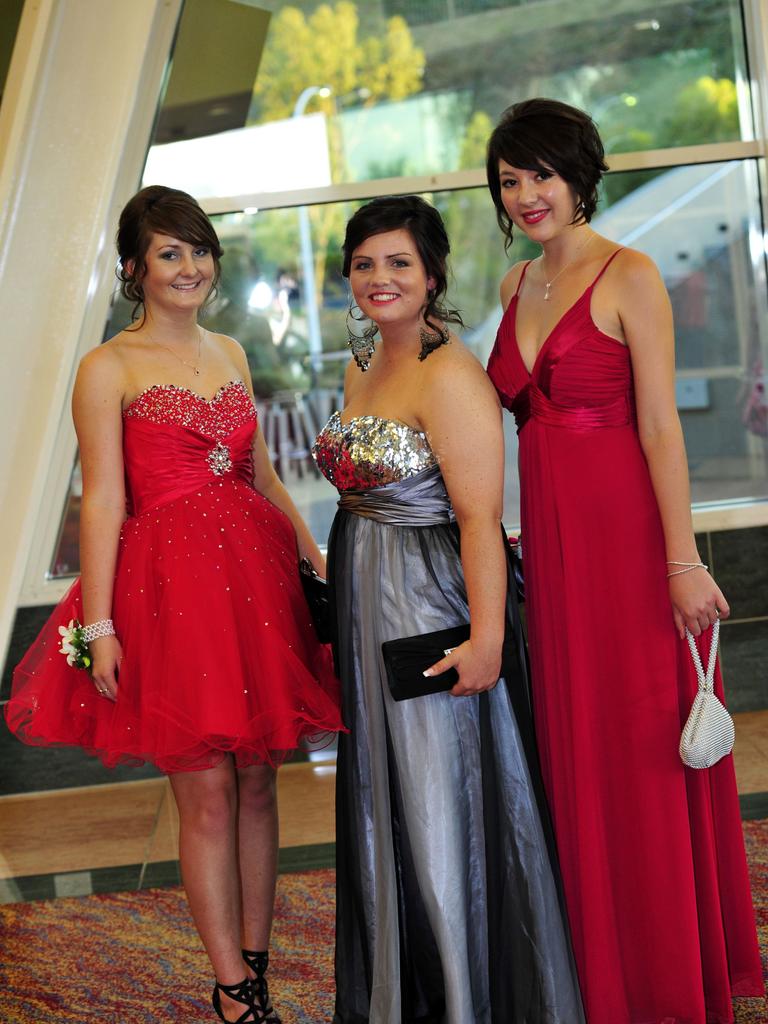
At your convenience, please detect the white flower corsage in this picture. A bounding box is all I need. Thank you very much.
[58,619,92,671]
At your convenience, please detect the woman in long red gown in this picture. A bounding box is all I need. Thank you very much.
[5,186,344,1023]
[485,98,764,1024]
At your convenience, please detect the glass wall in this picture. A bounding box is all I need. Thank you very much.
[145,0,752,199]
[48,0,768,577]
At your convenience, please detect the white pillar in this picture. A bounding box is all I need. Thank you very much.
[0,0,182,665]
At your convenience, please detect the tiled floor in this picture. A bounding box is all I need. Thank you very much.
[730,711,768,793]
[0,711,765,904]
[0,759,335,880]
[0,758,336,903]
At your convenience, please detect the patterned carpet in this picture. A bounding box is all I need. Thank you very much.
[0,824,766,1023]
[0,870,335,1023]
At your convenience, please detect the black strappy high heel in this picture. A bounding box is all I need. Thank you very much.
[212,977,262,1023]
[242,949,282,1023]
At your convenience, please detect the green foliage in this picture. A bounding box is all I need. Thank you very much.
[359,12,425,102]
[656,76,739,147]
[459,110,493,171]
[250,2,424,123]
[601,77,738,208]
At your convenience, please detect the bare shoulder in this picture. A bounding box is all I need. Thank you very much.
[500,260,529,310]
[421,332,499,404]
[209,331,254,382]
[417,333,502,460]
[209,330,245,356]
[204,330,246,365]
[76,338,127,394]
[609,246,664,290]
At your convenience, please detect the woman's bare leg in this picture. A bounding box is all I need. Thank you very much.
[170,758,256,1022]
[237,763,279,952]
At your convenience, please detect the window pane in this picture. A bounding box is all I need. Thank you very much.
[49,157,768,575]
[144,0,751,199]
[601,161,768,506]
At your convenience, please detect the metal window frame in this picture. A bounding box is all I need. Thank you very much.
[199,141,765,217]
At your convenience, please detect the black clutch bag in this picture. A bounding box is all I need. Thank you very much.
[382,624,519,702]
[299,558,332,644]
[382,623,469,701]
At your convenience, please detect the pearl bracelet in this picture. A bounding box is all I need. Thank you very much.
[81,619,116,643]
[666,562,708,578]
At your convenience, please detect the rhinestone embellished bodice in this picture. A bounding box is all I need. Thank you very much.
[124,380,256,438]
[312,411,437,491]
[121,380,257,516]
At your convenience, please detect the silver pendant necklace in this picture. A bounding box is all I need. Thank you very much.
[542,233,595,300]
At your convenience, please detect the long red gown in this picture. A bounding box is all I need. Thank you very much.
[5,380,343,772]
[487,253,764,1024]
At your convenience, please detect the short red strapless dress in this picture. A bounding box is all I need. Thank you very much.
[4,380,343,772]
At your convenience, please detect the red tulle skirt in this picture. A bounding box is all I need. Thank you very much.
[5,478,344,772]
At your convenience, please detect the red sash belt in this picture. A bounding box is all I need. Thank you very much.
[513,382,631,432]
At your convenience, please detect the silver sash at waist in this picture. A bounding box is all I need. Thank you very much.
[337,464,456,526]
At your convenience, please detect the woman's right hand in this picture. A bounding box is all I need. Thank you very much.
[90,635,123,701]
[425,638,502,697]
[669,569,729,639]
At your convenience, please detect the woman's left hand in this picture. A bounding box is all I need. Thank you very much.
[424,639,501,697]
[669,569,729,639]
[304,553,327,578]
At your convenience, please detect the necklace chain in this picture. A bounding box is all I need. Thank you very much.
[151,326,204,376]
[542,233,596,300]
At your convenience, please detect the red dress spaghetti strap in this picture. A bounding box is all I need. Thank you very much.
[487,251,764,1023]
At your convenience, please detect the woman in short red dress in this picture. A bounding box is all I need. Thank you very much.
[5,186,344,1023]
[485,99,763,1023]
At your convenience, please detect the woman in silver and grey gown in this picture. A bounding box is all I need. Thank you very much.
[313,196,583,1024]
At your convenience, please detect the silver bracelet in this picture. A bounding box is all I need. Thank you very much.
[666,562,708,578]
[81,619,116,643]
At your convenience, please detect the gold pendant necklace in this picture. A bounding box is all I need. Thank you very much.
[152,327,204,375]
[542,233,596,300]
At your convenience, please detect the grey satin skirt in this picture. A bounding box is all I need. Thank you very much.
[328,469,584,1024]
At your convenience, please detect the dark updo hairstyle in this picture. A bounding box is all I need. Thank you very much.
[116,184,223,319]
[342,194,464,334]
[486,98,608,252]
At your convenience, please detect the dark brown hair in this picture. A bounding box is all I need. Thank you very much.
[486,98,608,251]
[342,195,463,333]
[116,185,223,317]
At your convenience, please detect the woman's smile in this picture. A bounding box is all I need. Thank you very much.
[521,208,549,225]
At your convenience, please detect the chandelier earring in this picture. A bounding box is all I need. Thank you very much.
[418,288,450,362]
[346,298,378,372]
[418,323,450,362]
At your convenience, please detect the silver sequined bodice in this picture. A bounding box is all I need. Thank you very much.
[312,411,437,491]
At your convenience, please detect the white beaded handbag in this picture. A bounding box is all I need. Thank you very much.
[679,618,735,769]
